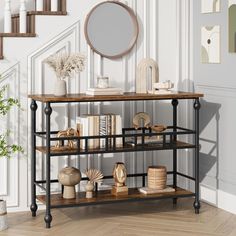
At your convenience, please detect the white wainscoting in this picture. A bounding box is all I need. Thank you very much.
[0,0,181,212]
[0,63,20,208]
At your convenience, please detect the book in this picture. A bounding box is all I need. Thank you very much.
[139,187,175,195]
[77,114,123,150]
[86,87,123,96]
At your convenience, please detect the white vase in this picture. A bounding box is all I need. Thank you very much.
[54,79,67,96]
[0,200,8,231]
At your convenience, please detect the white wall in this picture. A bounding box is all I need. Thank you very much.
[0,0,180,212]
[193,1,236,214]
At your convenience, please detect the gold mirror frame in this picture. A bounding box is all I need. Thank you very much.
[84,1,139,59]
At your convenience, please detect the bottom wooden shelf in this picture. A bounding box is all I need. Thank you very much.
[36,187,195,209]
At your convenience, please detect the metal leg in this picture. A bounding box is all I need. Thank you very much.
[44,103,52,228]
[172,99,178,205]
[193,99,201,214]
[30,100,38,217]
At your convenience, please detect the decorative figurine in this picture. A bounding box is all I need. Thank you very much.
[84,169,103,199]
[136,58,159,94]
[151,80,174,94]
[55,128,79,150]
[133,112,151,130]
[97,76,109,89]
[111,162,128,196]
[58,167,81,199]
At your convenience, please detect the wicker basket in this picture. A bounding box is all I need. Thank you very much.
[148,166,167,190]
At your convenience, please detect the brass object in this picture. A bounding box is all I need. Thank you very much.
[55,128,79,149]
[151,125,167,133]
[133,112,151,129]
[112,162,128,196]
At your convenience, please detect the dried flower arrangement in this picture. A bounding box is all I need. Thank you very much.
[45,52,86,80]
[84,169,103,199]
[85,169,104,183]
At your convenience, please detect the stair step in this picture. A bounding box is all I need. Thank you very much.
[0,33,36,37]
[11,11,67,18]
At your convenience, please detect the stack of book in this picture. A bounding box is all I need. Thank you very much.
[76,114,122,149]
[86,87,123,96]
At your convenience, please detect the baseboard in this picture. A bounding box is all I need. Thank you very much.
[218,190,236,215]
[200,185,217,206]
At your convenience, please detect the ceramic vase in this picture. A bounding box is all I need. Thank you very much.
[85,181,94,199]
[58,167,81,199]
[54,79,67,96]
[0,200,8,231]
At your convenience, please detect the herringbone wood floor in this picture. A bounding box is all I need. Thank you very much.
[1,198,236,236]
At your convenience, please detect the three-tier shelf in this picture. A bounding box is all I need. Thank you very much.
[28,92,203,228]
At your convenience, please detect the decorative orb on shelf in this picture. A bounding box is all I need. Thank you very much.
[58,167,81,199]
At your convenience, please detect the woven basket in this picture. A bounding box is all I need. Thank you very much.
[0,200,8,231]
[148,166,167,190]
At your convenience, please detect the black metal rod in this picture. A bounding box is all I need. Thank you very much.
[194,99,201,214]
[30,100,38,217]
[44,102,52,228]
[176,172,195,181]
[142,176,145,187]
[172,99,178,205]
[35,183,47,191]
[172,99,178,188]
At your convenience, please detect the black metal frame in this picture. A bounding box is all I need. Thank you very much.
[30,98,201,228]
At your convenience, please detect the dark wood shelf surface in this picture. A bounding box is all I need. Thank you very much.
[36,187,194,208]
[36,141,196,156]
[0,33,36,37]
[11,11,67,18]
[28,91,204,103]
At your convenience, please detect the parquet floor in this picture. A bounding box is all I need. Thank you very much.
[1,198,236,236]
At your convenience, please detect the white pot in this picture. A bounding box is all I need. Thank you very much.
[0,200,8,231]
[54,79,67,96]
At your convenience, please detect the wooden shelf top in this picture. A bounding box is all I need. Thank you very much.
[28,91,204,103]
[36,187,194,208]
[36,141,196,156]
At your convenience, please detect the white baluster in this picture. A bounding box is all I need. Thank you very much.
[51,0,58,12]
[36,0,43,11]
[20,0,27,33]
[4,0,12,33]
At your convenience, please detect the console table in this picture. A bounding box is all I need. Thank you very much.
[28,91,203,228]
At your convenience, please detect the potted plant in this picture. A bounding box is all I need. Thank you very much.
[45,52,85,96]
[0,83,23,231]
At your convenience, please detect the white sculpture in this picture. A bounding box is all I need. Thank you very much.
[136,58,159,94]
[20,0,27,33]
[4,0,12,33]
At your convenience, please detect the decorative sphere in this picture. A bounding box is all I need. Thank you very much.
[58,167,81,187]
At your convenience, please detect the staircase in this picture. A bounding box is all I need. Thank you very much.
[0,0,67,59]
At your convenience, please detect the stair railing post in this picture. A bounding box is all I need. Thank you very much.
[4,0,12,33]
[51,0,58,12]
[36,0,43,11]
[20,0,27,33]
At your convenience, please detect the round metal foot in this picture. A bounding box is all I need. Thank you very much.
[30,203,38,217]
[193,200,201,214]
[44,214,52,228]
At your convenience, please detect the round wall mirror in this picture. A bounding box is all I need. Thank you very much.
[84,1,139,59]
